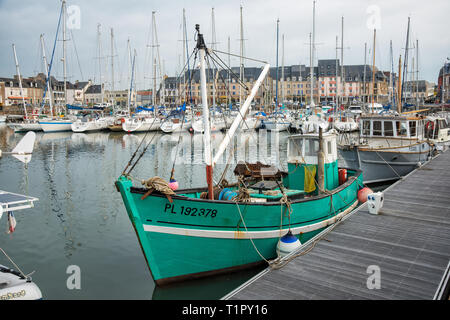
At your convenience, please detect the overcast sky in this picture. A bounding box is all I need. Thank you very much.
[0,0,449,91]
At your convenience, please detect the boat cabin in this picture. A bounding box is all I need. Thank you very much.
[359,115,425,140]
[283,132,339,192]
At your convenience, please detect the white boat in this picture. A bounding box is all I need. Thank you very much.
[263,111,291,132]
[71,117,109,133]
[39,118,74,132]
[425,115,450,151]
[160,118,189,133]
[0,115,6,123]
[0,264,42,300]
[122,116,161,133]
[334,116,359,132]
[301,114,330,133]
[191,117,226,133]
[7,120,42,132]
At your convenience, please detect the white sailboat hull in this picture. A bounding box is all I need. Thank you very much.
[39,119,73,132]
[71,119,108,132]
[122,117,161,133]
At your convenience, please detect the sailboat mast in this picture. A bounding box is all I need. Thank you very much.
[227,36,231,106]
[310,0,316,107]
[416,39,419,106]
[275,19,279,108]
[397,55,402,113]
[341,16,345,105]
[363,42,367,104]
[400,17,410,109]
[62,0,67,109]
[281,34,285,104]
[239,5,244,107]
[211,7,216,107]
[196,25,213,200]
[389,40,393,105]
[97,24,104,106]
[127,39,131,115]
[40,34,54,115]
[12,44,27,119]
[111,28,115,109]
[335,36,339,108]
[371,29,376,113]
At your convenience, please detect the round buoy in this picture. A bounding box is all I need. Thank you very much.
[276,231,301,258]
[338,169,347,185]
[168,179,179,191]
[358,187,373,203]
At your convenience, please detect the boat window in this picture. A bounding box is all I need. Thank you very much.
[384,121,394,137]
[373,121,382,136]
[289,138,303,157]
[396,121,407,136]
[409,121,417,137]
[327,141,332,155]
[362,120,371,136]
[439,120,447,129]
[304,139,319,156]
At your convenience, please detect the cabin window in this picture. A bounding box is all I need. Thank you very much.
[373,121,382,136]
[290,139,303,157]
[409,121,417,137]
[327,141,332,155]
[439,120,447,129]
[396,121,407,136]
[304,139,319,156]
[384,121,394,137]
[362,120,371,136]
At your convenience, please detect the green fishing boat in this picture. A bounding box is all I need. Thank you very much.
[115,25,363,285]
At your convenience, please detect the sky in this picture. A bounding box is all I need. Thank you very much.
[0,0,449,91]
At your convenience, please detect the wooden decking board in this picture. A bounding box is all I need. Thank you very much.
[225,150,450,300]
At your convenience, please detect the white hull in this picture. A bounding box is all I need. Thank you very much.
[191,118,226,133]
[71,119,108,132]
[7,121,42,132]
[334,120,358,132]
[264,121,290,132]
[39,119,73,132]
[0,265,42,300]
[122,117,161,133]
[0,115,6,123]
[160,121,189,133]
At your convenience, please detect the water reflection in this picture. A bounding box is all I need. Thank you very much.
[0,125,291,299]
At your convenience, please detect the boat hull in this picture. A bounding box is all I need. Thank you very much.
[338,142,432,184]
[39,120,73,132]
[7,122,42,132]
[116,171,362,285]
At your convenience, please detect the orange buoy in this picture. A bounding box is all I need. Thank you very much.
[120,118,125,123]
[358,187,373,203]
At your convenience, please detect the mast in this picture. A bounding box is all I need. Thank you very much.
[281,34,285,105]
[40,34,54,115]
[371,29,376,113]
[62,0,67,110]
[275,19,279,108]
[97,23,104,106]
[310,0,316,107]
[400,17,410,109]
[335,36,339,108]
[211,7,217,107]
[227,36,231,106]
[416,39,419,107]
[363,42,367,105]
[397,55,402,114]
[182,9,186,103]
[239,5,244,107]
[127,38,131,115]
[196,25,214,200]
[341,16,345,105]
[12,44,27,119]
[111,28,115,109]
[389,40,393,105]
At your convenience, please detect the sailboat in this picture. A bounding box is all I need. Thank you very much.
[115,25,363,285]
[38,0,74,133]
[6,44,42,133]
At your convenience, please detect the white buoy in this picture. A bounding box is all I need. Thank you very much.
[276,231,301,258]
[0,265,43,300]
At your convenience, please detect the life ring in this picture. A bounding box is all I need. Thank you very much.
[120,118,125,123]
[425,121,434,132]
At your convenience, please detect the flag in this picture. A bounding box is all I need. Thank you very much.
[7,211,16,234]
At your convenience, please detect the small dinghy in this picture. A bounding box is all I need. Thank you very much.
[0,264,42,300]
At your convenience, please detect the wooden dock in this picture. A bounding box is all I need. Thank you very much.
[224,150,450,300]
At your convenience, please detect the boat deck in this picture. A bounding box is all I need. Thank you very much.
[223,150,450,300]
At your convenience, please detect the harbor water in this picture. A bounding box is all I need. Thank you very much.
[0,124,292,299]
